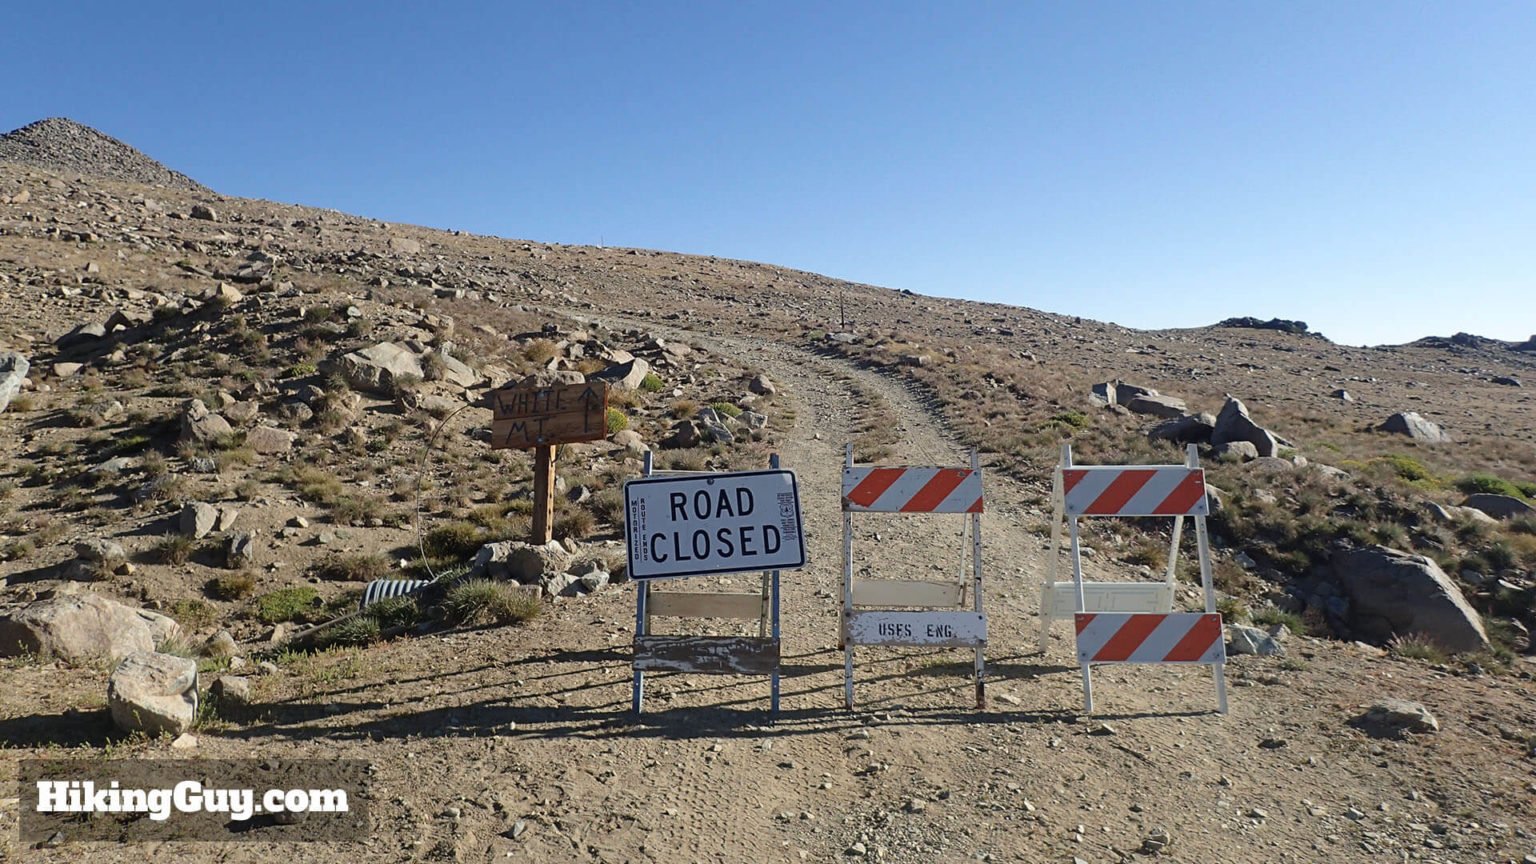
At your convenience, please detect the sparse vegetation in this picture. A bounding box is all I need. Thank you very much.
[442,579,542,626]
[255,586,322,624]
[316,552,392,582]
[153,533,195,565]
[207,572,257,600]
[1388,632,1449,664]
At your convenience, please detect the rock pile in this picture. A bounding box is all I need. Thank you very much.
[0,117,208,191]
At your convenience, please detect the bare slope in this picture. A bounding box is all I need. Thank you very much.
[0,118,208,193]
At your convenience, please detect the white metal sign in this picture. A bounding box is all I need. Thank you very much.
[625,469,805,580]
[847,610,987,647]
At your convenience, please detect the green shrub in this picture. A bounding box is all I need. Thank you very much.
[1049,411,1091,430]
[443,579,542,626]
[1456,474,1526,499]
[316,553,392,582]
[1388,632,1448,663]
[366,596,420,630]
[168,599,218,632]
[422,521,495,561]
[1252,607,1305,634]
[316,616,380,649]
[639,372,665,393]
[605,407,628,434]
[553,508,596,541]
[1381,454,1432,483]
[154,533,196,565]
[255,587,322,624]
[709,402,743,419]
[206,572,256,601]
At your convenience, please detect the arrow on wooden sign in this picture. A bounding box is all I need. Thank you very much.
[488,381,609,450]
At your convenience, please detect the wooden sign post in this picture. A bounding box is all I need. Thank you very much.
[488,380,609,545]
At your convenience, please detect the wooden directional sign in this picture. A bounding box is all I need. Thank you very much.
[488,381,608,449]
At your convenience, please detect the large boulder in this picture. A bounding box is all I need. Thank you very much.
[1460,493,1534,520]
[329,342,425,395]
[107,652,198,736]
[1351,699,1439,738]
[1332,546,1490,653]
[0,594,180,664]
[0,351,29,414]
[1148,413,1216,445]
[1125,394,1187,419]
[428,346,481,388]
[473,540,575,584]
[1089,381,1156,407]
[694,407,735,444]
[1379,412,1447,443]
[1227,624,1285,656]
[1210,396,1279,457]
[661,420,702,450]
[588,357,651,391]
[180,502,218,539]
[246,425,296,455]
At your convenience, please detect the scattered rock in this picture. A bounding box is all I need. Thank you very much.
[179,399,233,444]
[1141,827,1172,854]
[387,236,422,255]
[0,352,30,413]
[1490,376,1521,387]
[0,593,179,664]
[1147,412,1215,445]
[210,675,252,707]
[473,540,574,584]
[203,629,239,658]
[189,203,218,221]
[1210,396,1279,457]
[327,342,425,395]
[1228,624,1285,656]
[1332,546,1490,653]
[226,533,257,569]
[1125,393,1187,418]
[589,357,652,391]
[1460,493,1534,520]
[748,373,777,396]
[1379,411,1446,443]
[661,420,702,449]
[1352,699,1439,738]
[179,501,218,539]
[107,651,198,736]
[246,425,297,455]
[1212,440,1259,462]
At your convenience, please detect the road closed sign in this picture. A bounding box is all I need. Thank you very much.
[625,470,806,580]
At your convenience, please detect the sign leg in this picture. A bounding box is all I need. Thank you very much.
[1214,661,1229,715]
[1081,663,1094,715]
[632,581,647,715]
[531,444,556,545]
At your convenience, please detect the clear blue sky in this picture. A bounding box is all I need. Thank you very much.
[9,2,1535,346]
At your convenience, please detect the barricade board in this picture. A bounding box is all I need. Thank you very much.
[1040,582,1172,618]
[843,467,984,513]
[847,610,986,647]
[852,578,966,608]
[1075,613,1224,665]
[633,636,780,675]
[625,469,805,580]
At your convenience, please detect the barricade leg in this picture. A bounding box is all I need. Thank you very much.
[632,581,647,715]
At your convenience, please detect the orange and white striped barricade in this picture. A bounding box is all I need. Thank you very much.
[841,445,987,709]
[1038,441,1189,651]
[626,452,804,716]
[1055,443,1227,713]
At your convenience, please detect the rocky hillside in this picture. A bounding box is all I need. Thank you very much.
[0,118,208,193]
[1,123,1534,862]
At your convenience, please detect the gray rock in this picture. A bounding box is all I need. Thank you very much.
[1490,376,1520,387]
[1352,699,1439,738]
[1331,389,1353,402]
[588,357,651,391]
[1333,546,1490,653]
[1212,440,1259,462]
[0,594,180,664]
[428,346,480,387]
[246,425,296,455]
[1211,396,1279,457]
[223,400,260,424]
[1126,393,1187,418]
[216,507,240,532]
[0,351,29,414]
[189,203,218,221]
[387,236,422,254]
[739,410,768,430]
[695,407,735,444]
[661,420,701,449]
[226,533,257,569]
[203,629,238,658]
[210,675,252,707]
[611,429,648,458]
[1429,503,1497,525]
[327,342,425,395]
[544,572,580,598]
[577,566,610,594]
[180,501,218,539]
[1379,411,1446,443]
[179,399,233,444]
[108,652,198,736]
[1148,413,1215,445]
[748,374,777,396]
[74,537,126,566]
[473,540,574,584]
[1460,493,1534,520]
[1228,624,1285,656]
